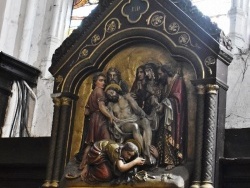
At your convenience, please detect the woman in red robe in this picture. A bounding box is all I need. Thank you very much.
[81,139,145,183]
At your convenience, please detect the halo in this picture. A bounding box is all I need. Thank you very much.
[105,83,122,92]
[125,139,142,155]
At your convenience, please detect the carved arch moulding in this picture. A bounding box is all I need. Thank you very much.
[43,0,233,188]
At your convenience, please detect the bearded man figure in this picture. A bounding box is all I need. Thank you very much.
[155,64,187,170]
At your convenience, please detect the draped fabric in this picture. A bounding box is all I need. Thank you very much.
[85,87,110,145]
[156,74,187,166]
[84,140,122,183]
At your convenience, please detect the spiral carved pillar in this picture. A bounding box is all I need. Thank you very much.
[190,85,206,188]
[201,84,219,188]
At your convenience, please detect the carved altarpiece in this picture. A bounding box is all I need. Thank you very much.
[43,0,233,188]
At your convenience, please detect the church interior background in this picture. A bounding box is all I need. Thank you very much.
[0,0,250,187]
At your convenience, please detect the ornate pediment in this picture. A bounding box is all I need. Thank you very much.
[51,0,231,75]
[50,0,233,94]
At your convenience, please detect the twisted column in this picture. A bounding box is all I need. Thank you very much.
[201,84,219,188]
[42,97,61,188]
[190,85,206,188]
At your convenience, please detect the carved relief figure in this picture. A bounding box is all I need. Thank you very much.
[142,62,162,132]
[106,67,129,93]
[105,83,154,164]
[66,60,188,186]
[154,64,187,170]
[130,65,147,108]
[81,139,145,184]
[77,72,115,170]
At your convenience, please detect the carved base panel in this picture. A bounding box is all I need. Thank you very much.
[60,160,191,188]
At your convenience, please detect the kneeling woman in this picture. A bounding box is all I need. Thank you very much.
[81,139,145,183]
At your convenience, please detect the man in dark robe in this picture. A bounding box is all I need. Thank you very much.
[155,64,187,170]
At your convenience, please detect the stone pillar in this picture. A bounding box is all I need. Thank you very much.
[190,85,206,188]
[42,97,61,188]
[18,0,39,62]
[41,0,74,79]
[228,0,250,49]
[201,84,219,188]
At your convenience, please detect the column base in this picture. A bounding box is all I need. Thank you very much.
[42,180,51,188]
[190,181,200,188]
[51,180,59,188]
[200,182,214,188]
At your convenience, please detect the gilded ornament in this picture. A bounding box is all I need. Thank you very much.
[147,11,165,27]
[206,84,219,95]
[168,22,180,33]
[196,85,205,95]
[81,49,89,57]
[53,97,61,106]
[178,34,190,45]
[61,97,72,106]
[151,14,165,27]
[55,75,63,91]
[204,56,216,75]
[91,34,101,45]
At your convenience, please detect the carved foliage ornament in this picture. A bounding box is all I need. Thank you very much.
[147,11,201,49]
[204,56,216,75]
[56,75,64,91]
[78,18,121,60]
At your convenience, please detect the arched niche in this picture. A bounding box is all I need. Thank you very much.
[44,0,233,188]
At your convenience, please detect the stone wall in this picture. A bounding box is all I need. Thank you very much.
[0,0,73,137]
[226,0,250,129]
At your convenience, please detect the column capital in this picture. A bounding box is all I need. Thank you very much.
[196,85,206,95]
[52,97,61,106]
[61,97,72,106]
[206,84,219,94]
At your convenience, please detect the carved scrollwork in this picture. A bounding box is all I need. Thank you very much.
[150,12,165,27]
[91,34,101,45]
[105,18,121,33]
[204,56,216,75]
[168,22,180,33]
[55,75,63,91]
[77,18,121,61]
[147,11,200,49]
[178,33,190,45]
[219,31,233,51]
[80,49,89,58]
